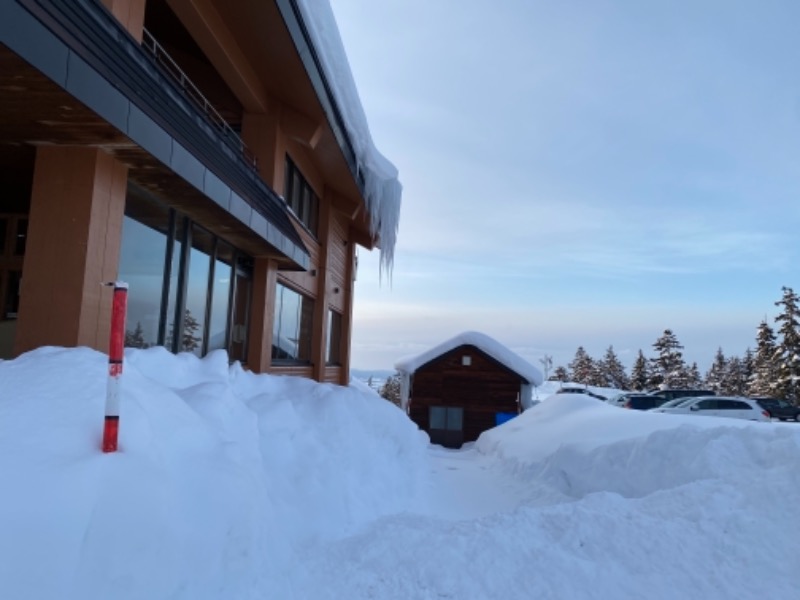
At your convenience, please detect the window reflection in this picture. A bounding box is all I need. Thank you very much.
[119,187,249,361]
[118,197,170,349]
[181,224,212,355]
[272,283,313,362]
[208,241,234,352]
[164,217,184,351]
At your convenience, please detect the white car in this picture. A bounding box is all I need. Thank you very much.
[654,396,770,422]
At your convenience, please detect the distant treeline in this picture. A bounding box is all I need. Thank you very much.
[545,286,800,403]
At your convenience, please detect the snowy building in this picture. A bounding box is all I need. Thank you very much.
[395,332,543,448]
[0,0,400,385]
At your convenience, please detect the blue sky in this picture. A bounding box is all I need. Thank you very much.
[330,0,800,374]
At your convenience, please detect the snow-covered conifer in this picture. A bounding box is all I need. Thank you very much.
[749,320,777,397]
[773,287,800,402]
[629,350,648,391]
[650,329,688,388]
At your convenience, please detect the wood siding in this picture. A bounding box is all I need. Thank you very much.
[408,345,523,448]
[327,211,348,313]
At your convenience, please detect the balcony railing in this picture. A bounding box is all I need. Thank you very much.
[141,27,257,171]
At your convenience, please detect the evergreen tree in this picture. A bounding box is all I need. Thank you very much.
[650,329,688,388]
[749,320,777,397]
[585,360,607,387]
[552,366,569,382]
[181,310,202,353]
[705,347,728,393]
[379,373,402,407]
[740,349,755,393]
[773,287,800,403]
[125,321,148,349]
[724,356,747,396]
[629,350,648,391]
[644,362,663,390]
[568,346,595,384]
[600,345,630,390]
[687,362,702,388]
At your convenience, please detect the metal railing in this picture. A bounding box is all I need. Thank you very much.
[140,28,258,171]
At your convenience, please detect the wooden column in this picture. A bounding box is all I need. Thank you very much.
[340,234,357,385]
[310,194,332,381]
[241,111,285,191]
[15,147,127,355]
[247,257,278,373]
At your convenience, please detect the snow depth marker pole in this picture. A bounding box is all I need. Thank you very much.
[102,281,128,453]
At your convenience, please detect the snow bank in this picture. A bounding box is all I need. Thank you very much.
[289,394,800,600]
[0,347,427,599]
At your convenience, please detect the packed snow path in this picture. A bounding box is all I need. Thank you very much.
[418,444,549,520]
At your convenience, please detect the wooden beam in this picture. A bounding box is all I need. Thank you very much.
[167,0,269,112]
[280,104,324,149]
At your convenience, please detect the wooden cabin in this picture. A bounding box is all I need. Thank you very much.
[396,332,543,449]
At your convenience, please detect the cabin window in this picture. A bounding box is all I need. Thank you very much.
[462,355,472,366]
[429,406,463,431]
[326,309,343,365]
[272,282,314,362]
[283,156,319,236]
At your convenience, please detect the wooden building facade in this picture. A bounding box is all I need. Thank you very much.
[0,0,399,385]
[396,332,542,449]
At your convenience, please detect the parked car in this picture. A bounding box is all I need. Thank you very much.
[654,396,770,422]
[556,388,607,401]
[648,389,715,402]
[606,392,640,407]
[621,394,666,410]
[751,397,800,421]
[650,396,697,410]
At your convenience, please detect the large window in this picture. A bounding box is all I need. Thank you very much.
[283,156,319,235]
[272,282,314,362]
[118,187,251,361]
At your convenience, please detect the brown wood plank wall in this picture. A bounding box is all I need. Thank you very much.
[327,212,348,313]
[408,345,523,445]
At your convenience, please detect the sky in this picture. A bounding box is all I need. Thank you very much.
[1,346,797,599]
[327,0,800,374]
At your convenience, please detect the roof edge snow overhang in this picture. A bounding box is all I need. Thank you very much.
[275,0,367,203]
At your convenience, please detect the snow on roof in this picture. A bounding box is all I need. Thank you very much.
[395,331,544,386]
[295,0,402,275]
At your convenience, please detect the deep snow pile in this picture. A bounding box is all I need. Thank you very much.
[0,346,427,599]
[1,349,798,599]
[291,396,800,600]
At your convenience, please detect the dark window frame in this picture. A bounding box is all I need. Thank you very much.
[119,189,249,362]
[429,406,464,431]
[271,281,314,364]
[284,155,320,236]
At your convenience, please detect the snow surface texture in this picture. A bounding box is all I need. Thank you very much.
[395,330,544,410]
[296,0,402,275]
[1,347,798,599]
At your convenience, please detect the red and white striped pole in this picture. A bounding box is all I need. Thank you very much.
[102,280,128,453]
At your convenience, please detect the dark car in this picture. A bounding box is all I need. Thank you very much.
[622,394,667,410]
[751,397,800,421]
[648,389,715,402]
